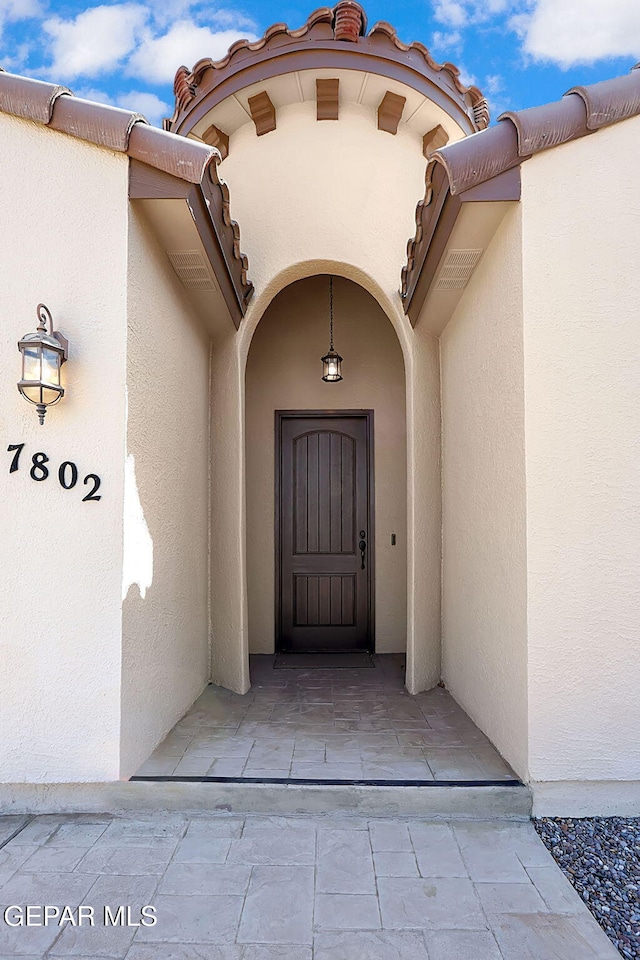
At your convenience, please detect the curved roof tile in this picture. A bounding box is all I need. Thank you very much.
[0,67,216,182]
[566,70,640,130]
[499,94,587,157]
[0,72,70,124]
[402,64,640,310]
[432,65,640,196]
[0,67,253,320]
[166,2,488,135]
[430,120,519,197]
[49,95,146,153]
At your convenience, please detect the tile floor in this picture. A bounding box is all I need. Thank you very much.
[0,813,621,958]
[135,655,516,782]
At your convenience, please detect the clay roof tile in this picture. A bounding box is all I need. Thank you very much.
[566,69,640,130]
[49,95,146,152]
[0,68,215,181]
[431,120,519,196]
[498,93,587,157]
[0,73,70,124]
[128,123,218,183]
[431,65,640,195]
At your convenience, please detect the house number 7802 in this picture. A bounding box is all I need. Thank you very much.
[7,443,102,501]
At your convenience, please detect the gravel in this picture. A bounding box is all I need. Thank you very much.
[534,817,640,959]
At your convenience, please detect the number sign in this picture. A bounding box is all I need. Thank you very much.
[7,443,102,501]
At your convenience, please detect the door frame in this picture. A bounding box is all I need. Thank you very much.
[274,409,375,653]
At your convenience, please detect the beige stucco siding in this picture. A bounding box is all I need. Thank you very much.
[221,100,425,315]
[120,205,211,777]
[0,114,128,783]
[440,205,528,778]
[521,117,640,798]
[245,276,407,654]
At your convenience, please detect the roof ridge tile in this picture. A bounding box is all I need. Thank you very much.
[433,65,640,196]
[0,68,216,182]
[565,70,640,130]
[401,64,640,311]
[0,72,71,124]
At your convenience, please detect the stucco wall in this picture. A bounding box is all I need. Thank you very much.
[440,205,528,778]
[0,114,128,783]
[221,100,425,314]
[120,206,210,777]
[521,117,640,802]
[245,276,407,654]
[209,329,250,694]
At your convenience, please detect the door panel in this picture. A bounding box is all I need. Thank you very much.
[277,412,373,652]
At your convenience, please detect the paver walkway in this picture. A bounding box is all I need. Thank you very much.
[0,813,620,958]
[136,655,516,782]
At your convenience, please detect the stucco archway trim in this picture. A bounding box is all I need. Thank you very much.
[239,260,411,366]
[207,262,441,697]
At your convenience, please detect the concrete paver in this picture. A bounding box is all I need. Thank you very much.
[0,814,622,959]
[313,893,381,930]
[238,865,314,944]
[373,851,420,877]
[377,875,486,929]
[316,829,376,894]
[135,655,517,783]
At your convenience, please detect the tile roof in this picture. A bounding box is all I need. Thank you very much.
[401,64,640,319]
[166,1,489,137]
[0,68,254,321]
[432,65,640,197]
[0,70,216,183]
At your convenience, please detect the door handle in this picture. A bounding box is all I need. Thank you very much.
[359,531,367,570]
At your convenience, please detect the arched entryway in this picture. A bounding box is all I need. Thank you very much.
[208,262,442,697]
[245,275,407,659]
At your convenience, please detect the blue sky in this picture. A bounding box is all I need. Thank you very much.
[0,0,638,125]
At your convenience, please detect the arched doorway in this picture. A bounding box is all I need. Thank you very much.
[245,275,407,660]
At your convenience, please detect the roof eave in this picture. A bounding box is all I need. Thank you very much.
[129,158,253,331]
[402,164,520,332]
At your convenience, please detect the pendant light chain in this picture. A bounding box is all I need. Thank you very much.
[321,273,343,382]
[329,275,334,351]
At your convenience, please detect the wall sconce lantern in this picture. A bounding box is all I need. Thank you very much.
[17,303,69,424]
[321,275,343,382]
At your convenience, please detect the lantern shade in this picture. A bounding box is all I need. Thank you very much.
[17,305,67,424]
[321,348,343,382]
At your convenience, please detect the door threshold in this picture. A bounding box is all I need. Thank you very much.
[130,775,523,787]
[273,652,375,669]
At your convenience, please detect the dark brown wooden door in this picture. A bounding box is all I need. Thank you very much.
[276,412,373,652]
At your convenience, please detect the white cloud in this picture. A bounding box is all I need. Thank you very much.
[433,0,468,28]
[0,0,41,19]
[74,85,116,105]
[43,3,148,78]
[115,89,170,124]
[433,0,517,29]
[515,0,640,68]
[0,39,29,68]
[72,84,170,126]
[0,0,40,45]
[127,19,257,83]
[431,29,463,52]
[430,0,640,68]
[138,0,255,31]
[457,64,478,87]
[209,7,256,31]
[485,73,504,94]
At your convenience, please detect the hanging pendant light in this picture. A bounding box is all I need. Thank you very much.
[321,275,343,382]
